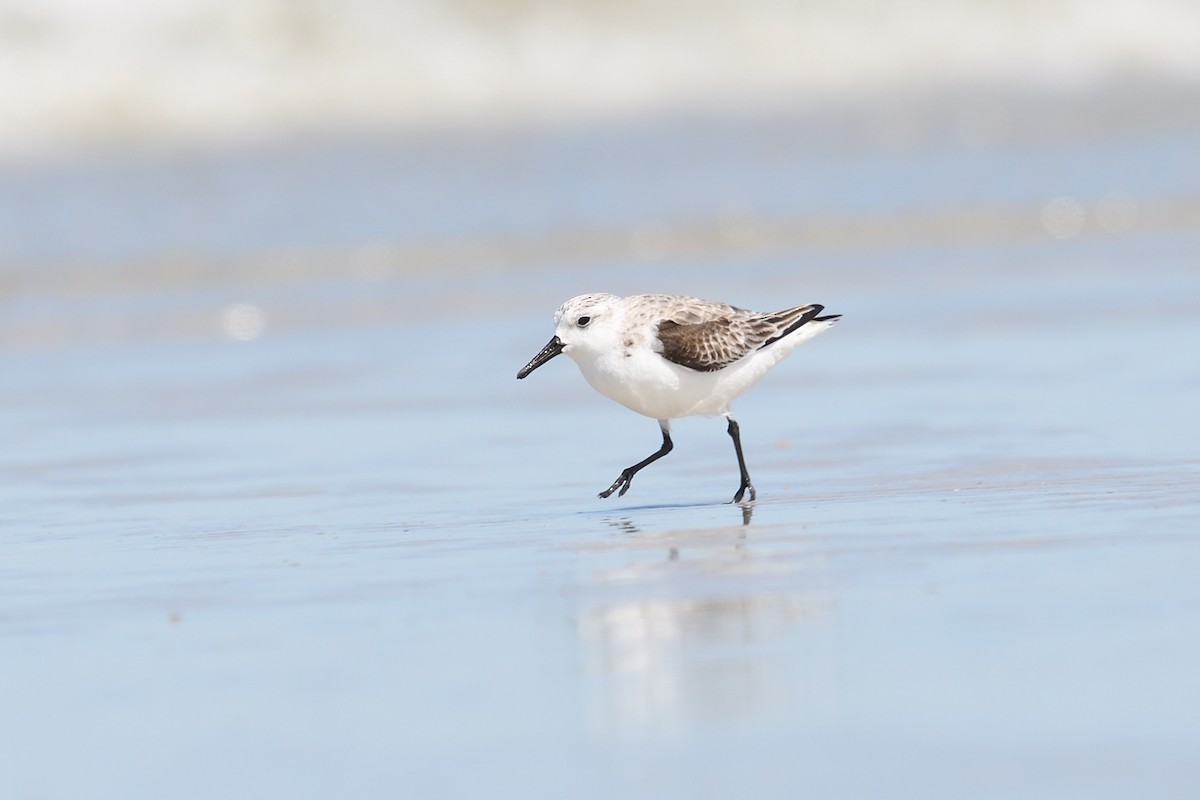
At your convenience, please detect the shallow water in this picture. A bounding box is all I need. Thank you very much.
[3,90,1200,798]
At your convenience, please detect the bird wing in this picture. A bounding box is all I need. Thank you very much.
[655,303,826,372]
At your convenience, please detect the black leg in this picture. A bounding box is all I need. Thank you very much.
[599,421,673,499]
[727,416,756,503]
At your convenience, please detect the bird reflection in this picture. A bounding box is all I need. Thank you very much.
[579,591,831,737]
[580,512,833,737]
[605,517,641,535]
[602,501,753,538]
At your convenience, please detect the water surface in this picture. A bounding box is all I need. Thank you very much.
[3,91,1200,799]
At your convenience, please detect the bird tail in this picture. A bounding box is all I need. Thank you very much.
[760,304,839,348]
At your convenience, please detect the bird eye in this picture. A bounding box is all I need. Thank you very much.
[576,316,592,327]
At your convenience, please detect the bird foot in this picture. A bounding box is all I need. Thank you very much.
[731,482,756,504]
[599,469,635,499]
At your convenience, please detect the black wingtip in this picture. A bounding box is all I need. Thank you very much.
[759,304,832,348]
[814,313,842,322]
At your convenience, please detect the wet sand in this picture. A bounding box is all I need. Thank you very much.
[3,87,1200,798]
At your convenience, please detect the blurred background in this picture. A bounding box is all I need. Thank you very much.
[4,2,1200,798]
[3,0,1199,347]
[4,0,1200,153]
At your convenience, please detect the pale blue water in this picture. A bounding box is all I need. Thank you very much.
[3,90,1200,798]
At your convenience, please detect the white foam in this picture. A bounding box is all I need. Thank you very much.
[2,0,1198,158]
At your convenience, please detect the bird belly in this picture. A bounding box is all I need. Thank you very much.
[575,349,731,419]
[569,316,835,420]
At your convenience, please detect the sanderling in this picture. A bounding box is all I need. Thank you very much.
[517,293,840,503]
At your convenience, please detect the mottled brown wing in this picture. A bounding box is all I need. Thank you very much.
[656,304,825,372]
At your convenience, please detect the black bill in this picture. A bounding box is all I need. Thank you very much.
[516,336,564,379]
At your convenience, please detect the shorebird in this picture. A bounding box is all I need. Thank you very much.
[517,293,840,502]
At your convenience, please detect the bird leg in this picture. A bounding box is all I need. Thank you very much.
[599,421,673,499]
[726,415,756,503]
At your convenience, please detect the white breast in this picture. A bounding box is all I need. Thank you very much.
[566,315,837,420]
